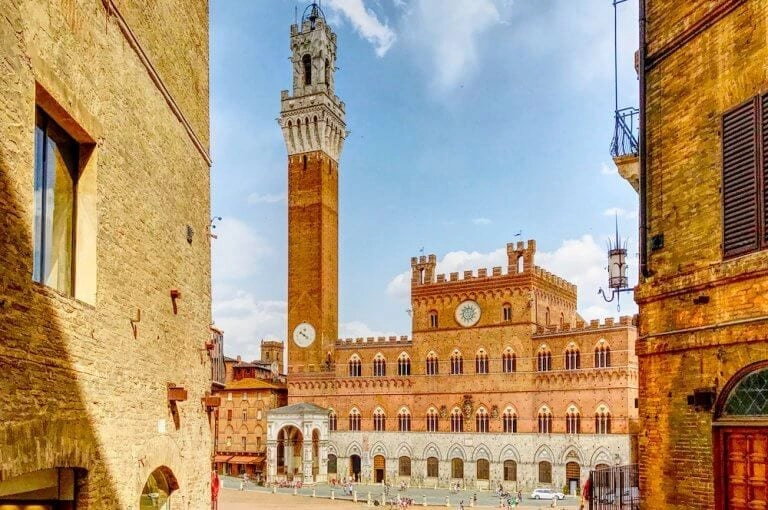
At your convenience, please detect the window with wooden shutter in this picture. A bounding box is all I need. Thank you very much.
[722,96,762,257]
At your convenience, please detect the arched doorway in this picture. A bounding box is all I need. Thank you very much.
[566,461,580,495]
[714,362,768,509]
[277,425,303,480]
[373,455,386,483]
[140,466,178,510]
[350,454,361,482]
[503,460,517,482]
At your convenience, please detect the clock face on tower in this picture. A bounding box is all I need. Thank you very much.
[293,322,316,348]
[455,300,481,327]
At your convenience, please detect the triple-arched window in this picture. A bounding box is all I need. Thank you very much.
[503,407,517,433]
[426,352,439,375]
[538,406,553,434]
[595,342,611,368]
[502,348,517,373]
[537,347,552,372]
[373,353,386,377]
[566,405,581,434]
[451,350,464,375]
[426,407,439,432]
[398,407,411,432]
[348,355,361,377]
[349,408,361,431]
[451,408,464,432]
[397,353,411,376]
[476,408,489,432]
[475,349,489,374]
[565,344,581,370]
[373,407,386,431]
[595,405,612,434]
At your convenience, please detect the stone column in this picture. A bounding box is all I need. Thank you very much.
[303,444,314,481]
[317,440,328,483]
[267,443,278,483]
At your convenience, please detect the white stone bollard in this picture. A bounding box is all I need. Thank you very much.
[272,486,276,494]
[470,497,474,507]
[367,492,372,507]
[331,489,335,500]
[293,487,297,495]
[381,494,386,506]
[422,495,427,507]
[353,490,358,502]
[446,496,450,507]
[312,488,316,498]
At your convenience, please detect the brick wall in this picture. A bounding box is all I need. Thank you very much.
[638,1,768,509]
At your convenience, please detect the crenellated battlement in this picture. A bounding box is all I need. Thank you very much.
[533,315,638,336]
[336,335,412,347]
[410,240,576,295]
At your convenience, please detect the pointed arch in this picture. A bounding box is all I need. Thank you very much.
[475,348,489,374]
[472,443,492,461]
[498,444,521,463]
[425,350,439,375]
[397,352,411,376]
[423,442,442,460]
[373,352,387,377]
[533,444,555,463]
[446,443,466,461]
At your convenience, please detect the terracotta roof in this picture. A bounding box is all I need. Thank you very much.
[222,378,286,390]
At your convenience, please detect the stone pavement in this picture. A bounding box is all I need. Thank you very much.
[218,478,582,509]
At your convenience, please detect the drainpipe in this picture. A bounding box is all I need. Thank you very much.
[639,0,649,278]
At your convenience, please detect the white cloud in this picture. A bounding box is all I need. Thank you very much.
[404,0,504,90]
[472,217,492,225]
[212,291,287,360]
[247,192,286,204]
[339,320,397,339]
[211,217,271,281]
[600,162,617,175]
[326,0,396,57]
[385,236,638,319]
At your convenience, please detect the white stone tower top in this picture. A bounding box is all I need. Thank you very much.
[279,3,346,162]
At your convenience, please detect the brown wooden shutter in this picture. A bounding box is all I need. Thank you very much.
[722,98,759,257]
[762,93,768,244]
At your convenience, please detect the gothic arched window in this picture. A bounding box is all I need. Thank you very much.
[426,407,439,432]
[503,349,517,373]
[373,408,386,431]
[565,344,581,371]
[503,408,517,433]
[398,353,411,376]
[426,352,439,375]
[451,408,464,432]
[303,54,312,85]
[475,349,489,374]
[476,408,489,433]
[566,405,581,434]
[398,407,411,432]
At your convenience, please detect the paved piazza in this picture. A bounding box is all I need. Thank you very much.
[218,479,582,509]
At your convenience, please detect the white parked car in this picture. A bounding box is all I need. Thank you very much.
[531,488,565,500]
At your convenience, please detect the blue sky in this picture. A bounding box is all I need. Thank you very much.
[210,0,640,360]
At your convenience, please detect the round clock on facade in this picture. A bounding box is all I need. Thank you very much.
[455,300,481,327]
[292,322,316,347]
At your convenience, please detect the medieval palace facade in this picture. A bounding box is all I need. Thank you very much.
[266,3,638,493]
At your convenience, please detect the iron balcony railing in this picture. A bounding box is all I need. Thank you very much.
[610,107,639,158]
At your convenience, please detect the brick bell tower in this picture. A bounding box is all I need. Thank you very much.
[280,2,346,375]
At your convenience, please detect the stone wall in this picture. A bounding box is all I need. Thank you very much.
[0,0,212,507]
[328,431,631,491]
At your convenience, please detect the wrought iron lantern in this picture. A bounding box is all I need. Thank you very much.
[598,219,633,310]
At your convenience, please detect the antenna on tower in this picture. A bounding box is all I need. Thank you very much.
[294,4,298,25]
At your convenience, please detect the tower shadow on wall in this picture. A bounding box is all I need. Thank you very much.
[0,149,122,507]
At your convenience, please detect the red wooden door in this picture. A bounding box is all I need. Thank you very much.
[723,428,768,509]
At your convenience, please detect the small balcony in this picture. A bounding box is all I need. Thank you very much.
[610,107,640,193]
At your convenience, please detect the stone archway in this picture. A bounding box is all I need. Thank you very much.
[714,361,768,510]
[139,466,178,510]
[276,425,303,480]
